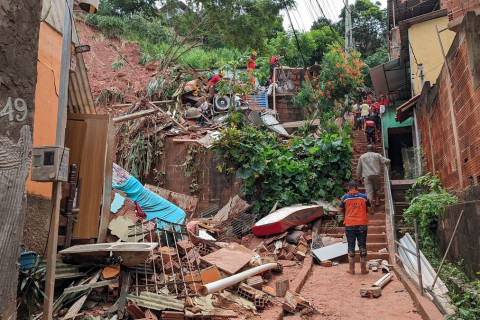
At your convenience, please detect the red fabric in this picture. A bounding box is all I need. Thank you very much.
[379,98,389,107]
[207,74,221,87]
[270,56,278,65]
[134,201,147,219]
[342,191,369,226]
[248,58,256,70]
[365,120,376,127]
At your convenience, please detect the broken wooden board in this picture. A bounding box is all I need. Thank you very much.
[200,242,255,275]
[213,195,251,222]
[62,270,101,319]
[144,184,198,216]
[311,241,359,262]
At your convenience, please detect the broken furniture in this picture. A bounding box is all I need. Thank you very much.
[252,204,323,236]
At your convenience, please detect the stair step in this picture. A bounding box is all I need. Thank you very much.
[366,243,389,251]
[354,252,389,262]
[328,226,386,234]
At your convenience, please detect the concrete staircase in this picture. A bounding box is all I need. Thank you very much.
[324,130,390,262]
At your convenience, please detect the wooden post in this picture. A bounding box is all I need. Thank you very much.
[97,118,115,243]
[273,67,277,114]
[44,0,73,317]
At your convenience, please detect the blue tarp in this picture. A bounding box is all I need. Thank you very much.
[114,177,186,228]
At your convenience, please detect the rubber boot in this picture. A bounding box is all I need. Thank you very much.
[346,256,355,275]
[360,256,369,274]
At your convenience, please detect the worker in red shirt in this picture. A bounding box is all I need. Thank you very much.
[247,51,257,86]
[207,70,225,88]
[338,181,373,275]
[365,116,376,145]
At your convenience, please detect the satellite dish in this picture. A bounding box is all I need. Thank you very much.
[214,96,230,112]
[79,0,99,14]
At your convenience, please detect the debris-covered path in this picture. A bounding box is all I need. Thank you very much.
[297,130,421,319]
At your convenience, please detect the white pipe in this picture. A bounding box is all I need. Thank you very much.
[199,263,277,296]
[373,273,393,288]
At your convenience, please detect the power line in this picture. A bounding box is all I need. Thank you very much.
[283,1,307,68]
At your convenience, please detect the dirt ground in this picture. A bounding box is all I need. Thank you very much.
[299,264,422,320]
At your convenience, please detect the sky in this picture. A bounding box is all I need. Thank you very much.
[282,0,388,32]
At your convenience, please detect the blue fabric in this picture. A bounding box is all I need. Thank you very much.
[110,193,125,214]
[114,177,186,228]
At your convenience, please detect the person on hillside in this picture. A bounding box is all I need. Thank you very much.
[247,51,257,86]
[206,70,225,99]
[338,181,373,275]
[207,70,225,90]
[370,106,381,131]
[353,102,362,130]
[364,116,376,145]
[359,100,370,129]
[269,55,281,83]
[356,144,391,206]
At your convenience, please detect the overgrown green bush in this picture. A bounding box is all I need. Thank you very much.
[404,173,458,251]
[212,124,352,216]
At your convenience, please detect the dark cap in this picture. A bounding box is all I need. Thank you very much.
[347,181,357,189]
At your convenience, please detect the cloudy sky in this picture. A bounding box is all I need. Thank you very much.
[283,0,388,32]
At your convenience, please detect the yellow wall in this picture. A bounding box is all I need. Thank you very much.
[26,22,61,198]
[408,16,456,95]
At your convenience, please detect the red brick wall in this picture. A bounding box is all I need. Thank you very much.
[415,13,480,191]
[145,137,242,215]
[444,0,480,20]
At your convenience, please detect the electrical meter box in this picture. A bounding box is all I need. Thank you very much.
[31,146,69,182]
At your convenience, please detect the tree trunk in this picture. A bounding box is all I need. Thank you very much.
[0,1,42,318]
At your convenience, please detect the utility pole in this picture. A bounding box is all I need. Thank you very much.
[0,0,43,318]
[345,0,352,55]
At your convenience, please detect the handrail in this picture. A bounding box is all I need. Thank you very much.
[381,131,397,247]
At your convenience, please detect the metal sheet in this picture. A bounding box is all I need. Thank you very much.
[41,0,79,44]
[311,241,359,262]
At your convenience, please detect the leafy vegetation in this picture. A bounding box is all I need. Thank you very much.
[212,120,352,216]
[17,257,46,317]
[293,44,365,132]
[404,173,458,251]
[403,174,480,319]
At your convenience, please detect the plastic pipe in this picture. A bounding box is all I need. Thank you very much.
[198,263,277,296]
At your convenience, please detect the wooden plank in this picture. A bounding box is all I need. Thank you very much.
[281,119,320,128]
[118,270,131,318]
[71,116,109,239]
[63,270,101,319]
[98,118,114,242]
[113,108,158,124]
[144,184,198,215]
[63,279,117,294]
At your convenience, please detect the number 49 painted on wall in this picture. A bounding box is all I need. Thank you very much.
[0,97,28,122]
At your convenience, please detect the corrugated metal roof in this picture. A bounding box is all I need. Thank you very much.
[127,292,185,311]
[68,52,96,114]
[41,0,79,44]
[395,93,420,123]
[370,58,410,101]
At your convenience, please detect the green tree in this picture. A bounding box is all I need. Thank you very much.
[163,0,293,50]
[335,0,386,58]
[311,16,332,31]
[98,0,159,16]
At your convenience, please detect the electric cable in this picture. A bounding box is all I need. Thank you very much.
[283,0,307,68]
